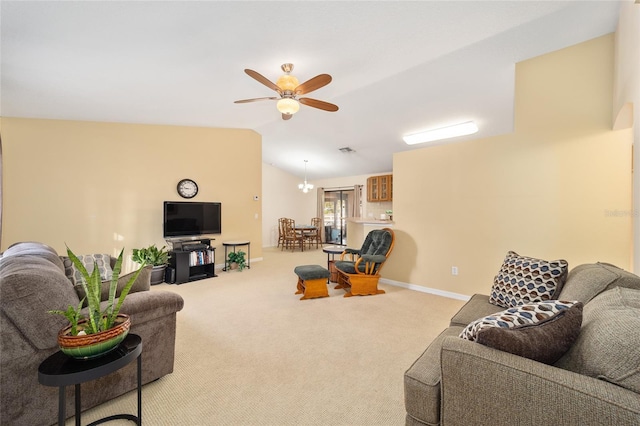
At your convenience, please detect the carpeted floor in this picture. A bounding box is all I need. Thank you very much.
[75,247,465,425]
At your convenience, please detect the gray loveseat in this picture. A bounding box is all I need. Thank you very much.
[0,242,185,426]
[404,261,640,425]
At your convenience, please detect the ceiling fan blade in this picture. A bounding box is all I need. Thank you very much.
[295,74,332,95]
[244,69,281,93]
[234,97,279,104]
[282,113,293,120]
[299,97,339,112]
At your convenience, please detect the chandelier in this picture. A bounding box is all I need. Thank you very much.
[298,160,314,193]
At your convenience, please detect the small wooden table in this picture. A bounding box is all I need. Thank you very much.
[38,334,142,426]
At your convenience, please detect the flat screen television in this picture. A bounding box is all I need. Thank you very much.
[163,201,222,238]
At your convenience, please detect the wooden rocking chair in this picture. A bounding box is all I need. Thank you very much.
[334,228,395,297]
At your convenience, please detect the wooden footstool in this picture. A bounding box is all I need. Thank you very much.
[294,265,330,300]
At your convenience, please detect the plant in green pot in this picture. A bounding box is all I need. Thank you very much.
[132,244,170,285]
[49,247,147,359]
[227,250,247,271]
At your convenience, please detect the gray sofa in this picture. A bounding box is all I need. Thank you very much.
[0,242,185,426]
[405,261,640,426]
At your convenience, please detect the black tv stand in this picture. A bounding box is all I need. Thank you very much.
[169,238,216,284]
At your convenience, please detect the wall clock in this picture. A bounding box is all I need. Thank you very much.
[177,179,198,199]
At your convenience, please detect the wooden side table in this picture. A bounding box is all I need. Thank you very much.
[38,334,143,426]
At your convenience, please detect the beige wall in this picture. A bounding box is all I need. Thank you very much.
[614,2,640,272]
[1,118,262,270]
[385,34,633,297]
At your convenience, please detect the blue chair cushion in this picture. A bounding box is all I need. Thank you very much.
[294,265,330,280]
[361,229,393,256]
[334,260,358,274]
[335,255,388,274]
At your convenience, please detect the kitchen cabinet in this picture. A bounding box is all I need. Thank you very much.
[367,174,393,202]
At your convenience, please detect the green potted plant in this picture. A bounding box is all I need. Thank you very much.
[132,244,170,285]
[49,246,147,358]
[227,250,247,271]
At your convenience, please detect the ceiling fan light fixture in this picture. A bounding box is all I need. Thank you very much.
[276,74,299,92]
[403,121,478,145]
[236,64,338,118]
[277,98,300,115]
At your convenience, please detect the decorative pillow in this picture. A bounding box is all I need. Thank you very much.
[555,287,640,393]
[460,300,582,364]
[74,266,151,305]
[61,254,113,286]
[489,251,568,308]
[558,262,640,304]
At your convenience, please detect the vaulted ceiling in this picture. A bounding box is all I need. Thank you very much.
[1,1,624,180]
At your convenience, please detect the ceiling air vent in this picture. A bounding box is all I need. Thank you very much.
[339,147,355,153]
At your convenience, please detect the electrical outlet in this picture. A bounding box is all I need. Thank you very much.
[451,266,459,276]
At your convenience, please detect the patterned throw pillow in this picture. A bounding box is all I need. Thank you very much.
[489,251,568,308]
[460,300,583,364]
[61,254,113,285]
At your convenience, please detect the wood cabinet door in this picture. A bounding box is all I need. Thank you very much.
[367,175,393,202]
[367,176,379,202]
[379,175,389,201]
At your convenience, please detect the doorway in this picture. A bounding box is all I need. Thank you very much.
[322,188,356,245]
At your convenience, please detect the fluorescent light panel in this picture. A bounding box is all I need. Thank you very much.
[403,121,478,145]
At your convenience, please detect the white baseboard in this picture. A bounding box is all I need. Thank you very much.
[380,278,471,301]
[216,257,263,270]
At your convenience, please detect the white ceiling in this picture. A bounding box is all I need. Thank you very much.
[0,1,624,180]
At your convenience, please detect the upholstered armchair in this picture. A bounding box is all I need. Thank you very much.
[334,227,395,297]
[0,242,184,425]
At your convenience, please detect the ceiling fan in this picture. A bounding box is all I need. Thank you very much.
[234,63,339,120]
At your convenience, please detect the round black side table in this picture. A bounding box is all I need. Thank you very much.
[222,240,251,271]
[38,333,143,426]
[323,245,345,283]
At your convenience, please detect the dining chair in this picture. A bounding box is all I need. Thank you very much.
[305,217,322,249]
[277,217,287,248]
[282,218,304,252]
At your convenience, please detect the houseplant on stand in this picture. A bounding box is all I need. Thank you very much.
[49,247,147,359]
[132,244,170,285]
[227,250,247,271]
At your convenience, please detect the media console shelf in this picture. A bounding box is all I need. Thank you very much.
[169,238,217,284]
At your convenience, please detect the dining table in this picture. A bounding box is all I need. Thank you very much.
[294,225,318,250]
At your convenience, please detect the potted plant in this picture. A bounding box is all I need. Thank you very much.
[227,250,247,271]
[49,246,147,359]
[132,244,170,285]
